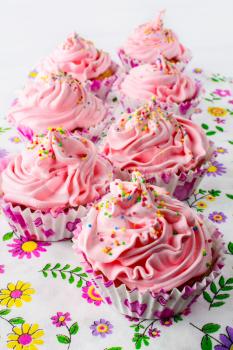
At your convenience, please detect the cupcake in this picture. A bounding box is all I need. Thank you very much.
[118,11,191,72]
[103,104,214,200]
[31,32,119,100]
[119,57,201,118]
[7,72,110,143]
[0,128,113,241]
[73,172,224,319]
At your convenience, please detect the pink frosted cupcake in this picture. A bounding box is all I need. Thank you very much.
[0,128,113,241]
[118,11,191,72]
[31,32,119,100]
[103,104,214,200]
[119,58,201,118]
[8,72,110,143]
[73,172,224,319]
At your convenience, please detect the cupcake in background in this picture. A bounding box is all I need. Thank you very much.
[103,104,214,200]
[0,128,113,241]
[73,172,224,319]
[30,32,119,100]
[8,72,110,143]
[118,11,191,72]
[119,57,202,118]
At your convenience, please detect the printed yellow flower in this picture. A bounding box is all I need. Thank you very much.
[208,106,228,117]
[7,323,44,350]
[206,195,216,202]
[0,281,35,308]
[196,201,207,209]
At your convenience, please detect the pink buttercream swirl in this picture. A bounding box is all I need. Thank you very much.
[103,104,212,175]
[121,11,189,65]
[1,129,113,210]
[121,59,199,104]
[7,72,107,133]
[76,172,215,292]
[39,32,115,81]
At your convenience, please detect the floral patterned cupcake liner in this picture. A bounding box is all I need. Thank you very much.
[89,221,225,319]
[118,48,192,73]
[1,201,89,241]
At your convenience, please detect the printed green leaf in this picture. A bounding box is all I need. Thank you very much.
[210,302,225,308]
[69,322,79,335]
[52,263,61,270]
[60,272,66,280]
[51,271,57,278]
[106,348,122,350]
[70,267,82,273]
[76,279,83,288]
[174,314,183,323]
[79,273,88,278]
[226,278,233,284]
[203,291,212,303]
[199,189,207,195]
[222,286,233,291]
[215,294,230,300]
[2,231,14,241]
[56,334,70,344]
[228,140,233,145]
[0,309,11,316]
[202,123,209,130]
[210,282,218,294]
[43,263,51,271]
[142,335,150,346]
[42,271,48,277]
[206,131,216,136]
[61,264,71,270]
[219,276,225,288]
[201,335,212,350]
[202,323,221,334]
[226,194,233,200]
[216,126,224,132]
[69,275,75,284]
[9,317,25,325]
[208,190,221,197]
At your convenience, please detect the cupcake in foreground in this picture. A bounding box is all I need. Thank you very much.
[103,104,214,200]
[0,128,113,241]
[32,32,118,100]
[118,11,191,72]
[73,172,224,318]
[119,57,202,118]
[8,72,110,143]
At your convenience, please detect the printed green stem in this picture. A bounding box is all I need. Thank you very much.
[0,315,13,328]
[190,323,223,345]
[65,325,71,350]
[208,285,226,310]
[188,194,208,208]
[135,319,159,348]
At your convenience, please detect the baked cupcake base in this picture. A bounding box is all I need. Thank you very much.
[1,201,88,242]
[83,221,224,319]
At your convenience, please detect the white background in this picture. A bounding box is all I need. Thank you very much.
[0,0,233,113]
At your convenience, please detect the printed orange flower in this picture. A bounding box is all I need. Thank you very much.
[208,107,228,117]
[7,323,44,350]
[196,201,207,209]
[0,281,35,308]
[206,195,216,202]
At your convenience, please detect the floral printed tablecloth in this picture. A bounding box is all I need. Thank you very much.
[1,69,233,350]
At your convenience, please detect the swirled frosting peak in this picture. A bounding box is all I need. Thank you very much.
[7,72,107,132]
[40,32,114,81]
[103,104,212,175]
[1,128,113,210]
[76,171,215,292]
[121,11,188,64]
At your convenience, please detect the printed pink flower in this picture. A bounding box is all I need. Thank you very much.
[51,312,71,327]
[228,100,233,104]
[160,319,173,327]
[213,89,231,97]
[214,118,226,124]
[82,281,103,306]
[149,328,161,338]
[0,265,5,274]
[8,232,50,259]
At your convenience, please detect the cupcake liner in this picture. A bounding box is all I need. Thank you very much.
[1,201,88,242]
[86,220,225,319]
[118,48,192,73]
[113,159,211,201]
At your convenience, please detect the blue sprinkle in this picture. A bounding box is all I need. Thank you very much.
[88,224,92,228]
[114,226,119,230]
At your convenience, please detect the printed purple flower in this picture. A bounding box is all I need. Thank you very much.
[82,281,103,306]
[9,136,22,144]
[154,308,174,320]
[179,101,192,115]
[149,328,161,338]
[0,148,9,158]
[160,319,173,327]
[90,80,101,92]
[214,147,228,155]
[208,211,227,224]
[8,232,50,259]
[90,319,113,338]
[0,265,5,274]
[215,326,233,350]
[51,312,71,327]
[193,68,203,74]
[215,118,226,124]
[206,161,227,177]
[213,89,231,97]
